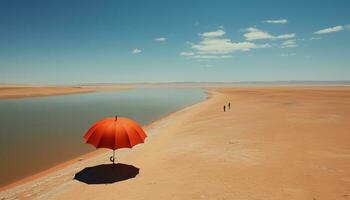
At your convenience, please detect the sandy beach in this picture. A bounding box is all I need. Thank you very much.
[1,86,350,200]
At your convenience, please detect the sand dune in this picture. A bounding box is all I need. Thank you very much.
[1,87,350,200]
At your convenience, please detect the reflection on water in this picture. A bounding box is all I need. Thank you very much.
[0,88,206,186]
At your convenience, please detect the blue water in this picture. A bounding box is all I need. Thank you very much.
[0,88,206,186]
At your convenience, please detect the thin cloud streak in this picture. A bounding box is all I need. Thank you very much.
[314,25,344,34]
[264,19,288,24]
[155,37,166,42]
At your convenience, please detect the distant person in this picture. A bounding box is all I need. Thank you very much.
[228,102,231,109]
[223,105,226,112]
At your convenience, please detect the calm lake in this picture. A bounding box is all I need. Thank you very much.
[0,88,206,186]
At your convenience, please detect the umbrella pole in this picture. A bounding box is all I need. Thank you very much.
[110,150,116,166]
[113,149,115,165]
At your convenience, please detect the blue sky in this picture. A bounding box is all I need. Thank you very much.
[1,0,350,84]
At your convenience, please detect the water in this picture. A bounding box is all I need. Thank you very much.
[0,88,206,186]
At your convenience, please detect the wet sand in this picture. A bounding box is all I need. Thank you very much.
[1,87,350,200]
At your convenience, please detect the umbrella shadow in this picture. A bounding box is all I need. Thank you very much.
[74,163,139,184]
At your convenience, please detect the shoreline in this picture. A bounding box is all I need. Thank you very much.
[0,89,212,192]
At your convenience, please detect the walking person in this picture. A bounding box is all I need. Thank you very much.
[228,102,231,110]
[223,105,226,112]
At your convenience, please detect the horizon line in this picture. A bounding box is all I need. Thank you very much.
[1,80,350,86]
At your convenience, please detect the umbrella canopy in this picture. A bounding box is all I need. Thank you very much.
[84,116,147,163]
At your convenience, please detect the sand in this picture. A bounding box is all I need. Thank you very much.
[0,85,130,99]
[1,86,350,200]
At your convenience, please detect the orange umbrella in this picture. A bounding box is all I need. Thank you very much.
[84,116,147,164]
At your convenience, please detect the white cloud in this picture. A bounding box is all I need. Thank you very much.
[314,25,344,34]
[180,52,195,56]
[132,48,142,54]
[264,19,288,24]
[281,40,297,48]
[155,37,166,42]
[200,29,226,37]
[181,29,270,59]
[244,27,296,41]
[244,27,274,40]
[276,33,296,39]
[192,38,270,55]
[244,27,295,41]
